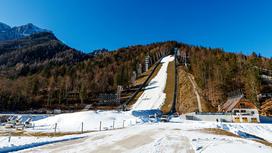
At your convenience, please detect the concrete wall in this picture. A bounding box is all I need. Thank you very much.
[181,112,233,122]
[181,112,260,123]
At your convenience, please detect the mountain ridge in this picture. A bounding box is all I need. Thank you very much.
[0,22,49,41]
[0,32,89,77]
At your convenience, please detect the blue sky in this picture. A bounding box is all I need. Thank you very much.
[0,0,271,57]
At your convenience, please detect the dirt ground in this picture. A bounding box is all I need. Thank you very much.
[161,61,175,114]
[176,67,216,114]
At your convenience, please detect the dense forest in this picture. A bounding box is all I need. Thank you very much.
[0,32,271,112]
[179,44,272,109]
[0,33,176,111]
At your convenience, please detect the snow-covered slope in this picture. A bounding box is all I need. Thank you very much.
[132,55,174,111]
[11,23,48,36]
[30,111,139,133]
[0,22,11,32]
[0,22,49,41]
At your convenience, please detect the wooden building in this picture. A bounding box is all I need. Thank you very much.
[219,95,259,123]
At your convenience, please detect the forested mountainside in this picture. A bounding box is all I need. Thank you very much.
[179,45,272,109]
[0,33,175,111]
[0,29,271,112]
[0,32,88,77]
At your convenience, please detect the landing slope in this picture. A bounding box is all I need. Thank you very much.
[131,55,174,111]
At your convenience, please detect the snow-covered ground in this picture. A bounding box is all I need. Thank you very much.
[28,110,139,133]
[0,133,85,153]
[218,122,272,142]
[17,121,272,153]
[1,118,272,152]
[0,111,139,152]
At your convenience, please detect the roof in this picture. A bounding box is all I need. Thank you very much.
[221,95,244,112]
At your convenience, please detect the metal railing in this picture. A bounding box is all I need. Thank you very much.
[195,112,232,115]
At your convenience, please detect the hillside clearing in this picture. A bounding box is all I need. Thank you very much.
[176,67,215,114]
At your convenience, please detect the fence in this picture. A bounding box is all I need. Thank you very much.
[195,112,232,115]
[0,118,139,145]
[31,118,139,134]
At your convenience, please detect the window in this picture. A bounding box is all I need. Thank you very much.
[242,117,248,122]
[240,103,246,108]
[251,118,258,123]
[234,117,240,123]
